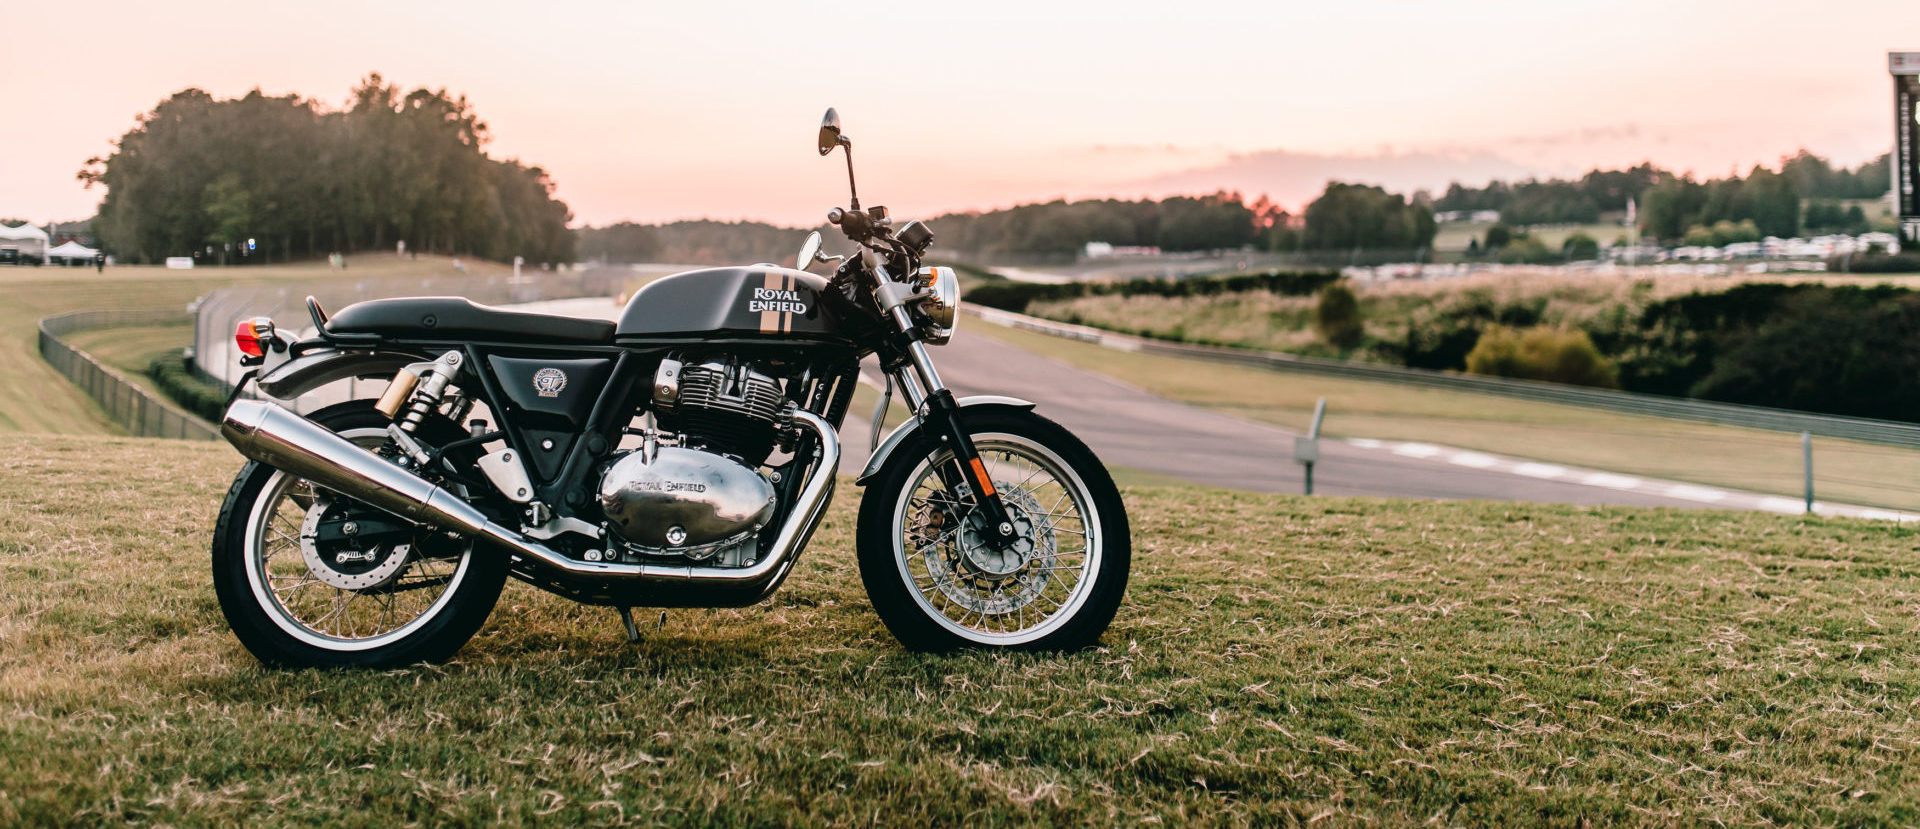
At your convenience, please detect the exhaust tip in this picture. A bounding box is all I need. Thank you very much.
[221,398,272,444]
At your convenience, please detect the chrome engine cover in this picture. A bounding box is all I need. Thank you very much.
[598,445,776,555]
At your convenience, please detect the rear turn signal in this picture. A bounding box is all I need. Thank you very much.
[235,317,275,359]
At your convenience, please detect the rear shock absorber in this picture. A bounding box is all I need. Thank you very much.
[370,351,465,470]
[392,351,464,434]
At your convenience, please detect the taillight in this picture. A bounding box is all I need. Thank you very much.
[235,317,275,358]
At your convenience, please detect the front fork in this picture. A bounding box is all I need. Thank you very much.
[892,338,1022,549]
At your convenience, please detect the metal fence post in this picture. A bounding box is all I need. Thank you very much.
[1295,397,1327,495]
[1803,431,1814,514]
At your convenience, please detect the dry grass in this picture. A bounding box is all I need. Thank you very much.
[4,435,1920,824]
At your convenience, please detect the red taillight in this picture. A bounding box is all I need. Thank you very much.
[235,317,274,358]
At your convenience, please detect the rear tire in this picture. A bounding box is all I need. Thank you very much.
[857,407,1130,652]
[210,400,507,668]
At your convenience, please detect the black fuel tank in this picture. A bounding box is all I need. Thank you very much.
[616,267,849,344]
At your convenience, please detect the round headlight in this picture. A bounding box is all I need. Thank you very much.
[914,266,960,344]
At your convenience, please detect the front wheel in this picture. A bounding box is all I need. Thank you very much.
[857,407,1130,651]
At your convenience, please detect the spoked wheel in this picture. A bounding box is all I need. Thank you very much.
[211,401,506,668]
[857,407,1129,651]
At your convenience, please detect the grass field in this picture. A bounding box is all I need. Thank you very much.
[0,255,513,436]
[4,435,1920,824]
[969,322,1920,512]
[61,323,199,406]
[1432,221,1628,253]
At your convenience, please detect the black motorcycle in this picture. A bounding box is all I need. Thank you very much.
[211,109,1131,667]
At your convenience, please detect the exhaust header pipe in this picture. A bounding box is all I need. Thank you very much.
[220,400,838,585]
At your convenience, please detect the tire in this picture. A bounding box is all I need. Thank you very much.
[857,407,1130,652]
[210,400,507,668]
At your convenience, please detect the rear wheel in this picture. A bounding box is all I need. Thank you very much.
[210,401,507,668]
[857,408,1130,651]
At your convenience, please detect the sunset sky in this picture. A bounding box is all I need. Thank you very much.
[5,1,1916,228]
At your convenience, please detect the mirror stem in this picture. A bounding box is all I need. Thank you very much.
[842,140,860,212]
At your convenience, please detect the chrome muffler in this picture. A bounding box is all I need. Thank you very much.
[220,399,838,585]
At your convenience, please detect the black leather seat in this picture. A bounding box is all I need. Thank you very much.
[325,297,615,344]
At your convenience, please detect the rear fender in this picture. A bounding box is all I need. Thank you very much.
[254,346,429,401]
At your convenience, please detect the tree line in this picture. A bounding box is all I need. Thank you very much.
[577,150,1891,265]
[1436,150,1889,242]
[82,75,575,266]
[576,220,822,266]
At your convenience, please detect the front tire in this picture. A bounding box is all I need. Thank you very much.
[210,400,507,668]
[857,407,1130,651]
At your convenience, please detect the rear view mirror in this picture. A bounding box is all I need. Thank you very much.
[819,108,842,156]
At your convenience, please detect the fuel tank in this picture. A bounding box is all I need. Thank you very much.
[616,266,850,344]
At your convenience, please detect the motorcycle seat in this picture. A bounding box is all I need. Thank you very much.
[324,297,616,344]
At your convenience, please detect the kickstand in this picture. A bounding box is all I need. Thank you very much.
[617,606,642,643]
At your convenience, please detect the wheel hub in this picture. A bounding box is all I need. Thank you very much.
[917,486,1058,615]
[300,496,412,590]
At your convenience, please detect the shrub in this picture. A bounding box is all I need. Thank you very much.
[147,354,229,422]
[1828,252,1920,274]
[1464,325,1620,388]
[1688,291,1920,420]
[1313,283,1364,349]
[1561,232,1600,261]
[1495,235,1555,264]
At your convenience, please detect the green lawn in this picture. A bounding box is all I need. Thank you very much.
[969,321,1920,512]
[3,434,1919,824]
[1432,221,1628,253]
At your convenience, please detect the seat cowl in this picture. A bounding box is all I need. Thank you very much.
[325,297,615,345]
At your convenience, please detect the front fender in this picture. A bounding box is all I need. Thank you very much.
[255,346,428,401]
[855,395,1036,484]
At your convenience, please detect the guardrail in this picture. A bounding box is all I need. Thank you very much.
[38,308,220,441]
[970,306,1920,450]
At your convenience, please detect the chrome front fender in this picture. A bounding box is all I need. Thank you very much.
[855,395,1036,484]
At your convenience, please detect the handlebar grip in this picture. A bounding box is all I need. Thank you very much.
[826,208,844,225]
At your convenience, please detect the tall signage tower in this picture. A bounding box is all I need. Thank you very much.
[1892,52,1920,240]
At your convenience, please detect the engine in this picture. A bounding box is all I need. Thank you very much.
[595,354,791,566]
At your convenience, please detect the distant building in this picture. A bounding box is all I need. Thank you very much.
[0,223,49,265]
[1083,242,1162,259]
[1433,210,1501,224]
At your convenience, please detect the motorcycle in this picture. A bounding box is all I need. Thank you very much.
[210,109,1131,668]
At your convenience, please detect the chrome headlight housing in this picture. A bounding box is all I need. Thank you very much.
[912,266,960,344]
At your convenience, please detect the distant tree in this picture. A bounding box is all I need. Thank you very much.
[1300,183,1436,251]
[82,75,574,265]
[1313,282,1364,349]
[1562,232,1600,260]
[1495,235,1554,264]
[1483,223,1513,250]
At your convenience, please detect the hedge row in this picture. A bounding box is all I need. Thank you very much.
[1827,252,1920,274]
[147,354,229,423]
[968,269,1340,312]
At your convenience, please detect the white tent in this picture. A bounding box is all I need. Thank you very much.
[0,223,49,242]
[48,241,100,262]
[0,223,50,261]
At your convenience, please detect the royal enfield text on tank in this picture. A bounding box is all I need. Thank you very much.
[210,109,1131,667]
